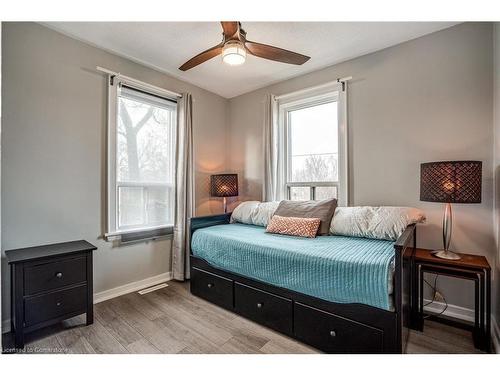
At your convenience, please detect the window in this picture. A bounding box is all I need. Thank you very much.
[278,87,348,205]
[106,79,177,241]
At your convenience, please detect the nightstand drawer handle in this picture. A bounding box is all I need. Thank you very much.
[55,272,63,279]
[207,283,214,289]
[329,330,337,337]
[256,303,263,309]
[56,301,62,307]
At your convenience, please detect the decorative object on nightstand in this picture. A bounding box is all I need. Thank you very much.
[210,173,238,213]
[420,161,482,260]
[5,240,97,349]
[413,248,491,352]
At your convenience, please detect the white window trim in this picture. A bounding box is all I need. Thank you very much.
[277,82,349,206]
[105,75,178,241]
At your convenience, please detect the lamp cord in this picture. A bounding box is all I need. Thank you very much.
[423,274,448,319]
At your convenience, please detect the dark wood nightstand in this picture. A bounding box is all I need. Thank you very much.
[5,240,97,349]
[413,248,491,352]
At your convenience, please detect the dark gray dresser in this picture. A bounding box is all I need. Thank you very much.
[5,240,97,349]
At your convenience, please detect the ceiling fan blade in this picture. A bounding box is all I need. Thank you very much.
[221,22,239,38]
[179,44,223,71]
[245,41,310,65]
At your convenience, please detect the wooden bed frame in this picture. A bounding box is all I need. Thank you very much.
[189,213,417,353]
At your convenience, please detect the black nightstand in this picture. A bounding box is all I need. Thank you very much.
[5,240,97,349]
[413,248,491,352]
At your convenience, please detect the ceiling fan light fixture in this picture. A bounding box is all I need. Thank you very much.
[222,41,246,66]
[179,22,310,71]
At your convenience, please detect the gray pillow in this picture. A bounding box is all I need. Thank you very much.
[274,199,338,235]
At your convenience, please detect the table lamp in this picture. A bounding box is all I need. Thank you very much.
[420,161,482,260]
[210,174,239,213]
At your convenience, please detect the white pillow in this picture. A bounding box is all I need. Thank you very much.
[230,201,259,225]
[330,206,426,241]
[231,201,280,227]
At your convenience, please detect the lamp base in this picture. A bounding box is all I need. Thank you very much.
[431,249,461,260]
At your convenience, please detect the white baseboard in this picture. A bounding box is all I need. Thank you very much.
[93,271,172,304]
[423,299,475,322]
[1,271,173,334]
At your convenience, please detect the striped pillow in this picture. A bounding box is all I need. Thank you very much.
[266,215,321,238]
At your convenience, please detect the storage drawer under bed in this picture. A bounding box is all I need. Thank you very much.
[234,282,292,335]
[190,267,234,310]
[294,302,384,353]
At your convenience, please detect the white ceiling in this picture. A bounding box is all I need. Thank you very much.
[43,22,458,98]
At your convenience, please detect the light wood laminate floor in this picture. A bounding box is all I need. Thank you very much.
[2,281,485,354]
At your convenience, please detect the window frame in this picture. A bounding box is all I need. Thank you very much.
[277,85,348,206]
[105,76,178,242]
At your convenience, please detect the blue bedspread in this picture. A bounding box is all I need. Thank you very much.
[191,223,395,310]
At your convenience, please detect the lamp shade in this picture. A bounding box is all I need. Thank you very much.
[420,161,482,203]
[210,174,238,197]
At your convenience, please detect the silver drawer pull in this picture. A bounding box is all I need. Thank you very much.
[207,283,214,289]
[256,303,263,309]
[329,330,336,337]
[55,272,63,279]
[56,302,62,307]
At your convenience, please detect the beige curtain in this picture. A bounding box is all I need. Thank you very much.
[262,94,279,201]
[172,93,195,280]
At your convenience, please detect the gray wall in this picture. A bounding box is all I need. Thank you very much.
[1,22,229,323]
[227,23,495,310]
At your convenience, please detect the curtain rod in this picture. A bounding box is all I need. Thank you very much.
[274,76,352,100]
[96,66,182,98]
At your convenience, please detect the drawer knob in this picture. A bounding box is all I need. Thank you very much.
[256,303,263,309]
[56,302,62,307]
[55,272,63,279]
[207,283,214,289]
[329,330,337,337]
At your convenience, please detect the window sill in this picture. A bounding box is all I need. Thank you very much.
[105,225,174,243]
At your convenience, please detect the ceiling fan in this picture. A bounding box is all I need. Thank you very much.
[179,22,311,71]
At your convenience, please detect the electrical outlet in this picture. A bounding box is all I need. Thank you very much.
[434,291,445,302]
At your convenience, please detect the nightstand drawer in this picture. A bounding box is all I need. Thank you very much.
[24,285,87,327]
[24,256,87,295]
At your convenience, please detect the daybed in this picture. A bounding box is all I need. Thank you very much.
[189,203,421,353]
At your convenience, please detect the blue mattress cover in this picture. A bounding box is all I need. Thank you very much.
[191,223,395,311]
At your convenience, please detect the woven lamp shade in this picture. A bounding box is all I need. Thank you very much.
[210,174,239,197]
[420,161,482,203]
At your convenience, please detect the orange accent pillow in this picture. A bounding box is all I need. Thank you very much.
[266,215,321,238]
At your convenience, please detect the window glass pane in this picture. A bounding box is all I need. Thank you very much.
[289,101,338,183]
[146,185,174,226]
[315,186,337,200]
[117,94,175,184]
[118,185,174,230]
[118,186,144,228]
[289,186,310,201]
